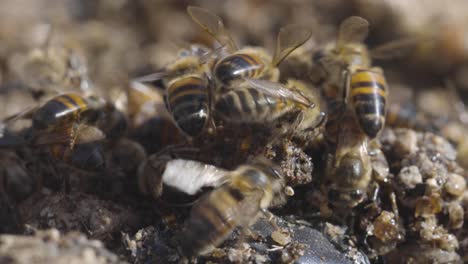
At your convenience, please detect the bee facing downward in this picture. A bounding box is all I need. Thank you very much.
[313,16,422,139]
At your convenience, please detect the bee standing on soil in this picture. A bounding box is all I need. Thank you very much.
[187,6,312,90]
[326,110,372,208]
[23,93,107,172]
[134,46,214,138]
[315,16,423,139]
[314,16,389,139]
[178,159,284,257]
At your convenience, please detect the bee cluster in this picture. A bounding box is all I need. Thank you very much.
[0,1,468,263]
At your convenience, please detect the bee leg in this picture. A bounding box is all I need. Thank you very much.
[389,191,399,219]
[236,227,253,249]
[62,167,71,193]
[342,68,351,103]
[154,144,200,160]
[261,209,280,231]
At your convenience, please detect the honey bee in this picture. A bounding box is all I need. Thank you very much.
[31,92,105,132]
[177,159,284,257]
[326,109,372,208]
[314,16,424,139]
[134,48,214,138]
[18,93,108,172]
[187,6,312,89]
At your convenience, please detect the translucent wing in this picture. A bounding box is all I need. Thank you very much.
[371,36,432,60]
[2,106,37,124]
[131,71,169,84]
[336,16,369,49]
[244,78,312,107]
[31,128,73,146]
[272,24,312,66]
[74,124,105,144]
[187,6,238,52]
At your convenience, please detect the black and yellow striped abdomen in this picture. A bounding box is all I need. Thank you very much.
[215,87,295,123]
[214,53,265,87]
[179,184,244,256]
[166,75,209,137]
[350,69,387,138]
[33,93,89,130]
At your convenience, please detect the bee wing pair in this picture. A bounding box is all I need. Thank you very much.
[187,6,239,52]
[337,15,431,60]
[187,6,312,66]
[370,36,433,60]
[32,122,105,147]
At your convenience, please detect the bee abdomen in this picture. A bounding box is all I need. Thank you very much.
[350,70,387,138]
[166,76,209,137]
[215,88,292,123]
[179,187,240,256]
[215,53,264,86]
[33,93,88,130]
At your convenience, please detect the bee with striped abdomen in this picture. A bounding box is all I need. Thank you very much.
[165,74,211,137]
[314,16,421,139]
[133,46,214,138]
[187,6,311,90]
[177,158,284,257]
[214,78,312,124]
[31,92,104,132]
[21,93,107,172]
[349,67,387,138]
